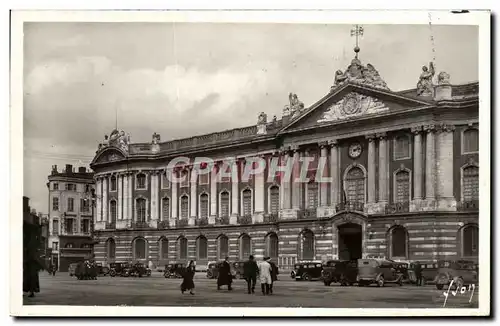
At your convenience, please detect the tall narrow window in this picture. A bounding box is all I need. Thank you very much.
[136,198,146,222]
[390,226,408,258]
[162,197,170,220]
[199,171,209,185]
[463,129,479,153]
[197,236,208,260]
[67,198,74,212]
[242,189,252,216]
[106,238,116,259]
[394,135,411,160]
[346,167,365,203]
[395,170,410,203]
[239,234,251,260]
[110,176,117,191]
[269,186,280,214]
[179,237,188,260]
[134,238,147,259]
[220,191,230,218]
[162,172,170,189]
[52,220,59,235]
[307,182,319,208]
[266,233,279,259]
[160,238,169,259]
[200,194,209,219]
[180,170,189,188]
[109,200,117,222]
[463,225,479,257]
[299,230,315,260]
[218,235,229,260]
[463,166,479,201]
[136,173,146,190]
[180,195,189,219]
[53,183,59,190]
[52,197,59,211]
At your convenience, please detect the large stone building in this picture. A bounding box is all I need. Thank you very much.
[47,164,96,271]
[90,48,479,270]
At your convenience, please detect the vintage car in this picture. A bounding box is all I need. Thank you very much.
[128,263,152,277]
[206,262,218,279]
[95,263,110,276]
[291,261,323,281]
[119,263,135,277]
[356,259,404,287]
[322,260,358,286]
[74,261,98,280]
[231,261,246,279]
[108,262,126,277]
[164,263,185,278]
[434,260,478,290]
[68,263,79,277]
[391,261,411,283]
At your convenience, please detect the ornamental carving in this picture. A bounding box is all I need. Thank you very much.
[283,93,305,119]
[437,71,451,85]
[257,112,268,125]
[318,92,389,123]
[99,129,130,154]
[416,62,435,96]
[331,58,390,91]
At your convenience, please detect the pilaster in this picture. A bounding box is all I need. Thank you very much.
[377,133,388,203]
[102,175,108,222]
[422,124,437,211]
[95,177,102,222]
[230,158,239,224]
[328,139,340,207]
[209,166,217,225]
[410,127,424,212]
[436,124,457,211]
[366,134,376,204]
[170,170,178,228]
[279,148,292,210]
[253,156,265,224]
[319,142,329,207]
[291,146,303,210]
[190,167,197,226]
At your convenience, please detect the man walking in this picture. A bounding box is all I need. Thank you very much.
[259,257,272,295]
[243,255,259,294]
[268,258,279,294]
[414,261,423,286]
[217,257,233,291]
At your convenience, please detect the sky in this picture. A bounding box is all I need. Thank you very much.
[23,23,479,214]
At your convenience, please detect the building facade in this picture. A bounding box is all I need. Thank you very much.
[47,164,96,271]
[90,52,479,270]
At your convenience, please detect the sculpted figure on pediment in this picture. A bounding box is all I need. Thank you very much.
[152,132,161,145]
[257,112,267,125]
[416,62,435,96]
[334,69,348,86]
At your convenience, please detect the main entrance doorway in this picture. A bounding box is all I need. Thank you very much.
[337,223,362,261]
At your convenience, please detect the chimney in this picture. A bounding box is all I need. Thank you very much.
[65,164,73,173]
[78,167,86,173]
[51,165,58,175]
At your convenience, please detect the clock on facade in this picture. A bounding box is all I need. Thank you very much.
[348,143,362,159]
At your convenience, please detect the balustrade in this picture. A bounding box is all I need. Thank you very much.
[457,200,479,212]
[238,215,252,225]
[335,201,365,212]
[384,202,410,214]
[264,212,279,223]
[131,221,150,229]
[177,219,189,228]
[195,217,209,226]
[216,216,230,225]
[157,220,170,229]
[298,208,317,220]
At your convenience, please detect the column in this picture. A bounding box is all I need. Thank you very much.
[171,169,178,227]
[436,124,456,210]
[230,159,239,224]
[329,140,339,207]
[150,171,159,227]
[102,175,108,223]
[366,135,376,203]
[412,127,423,200]
[189,168,197,226]
[117,174,123,220]
[291,147,302,209]
[377,133,388,203]
[209,167,217,225]
[95,177,102,222]
[424,125,436,202]
[123,173,129,220]
[279,149,292,210]
[128,172,133,222]
[253,155,265,223]
[319,142,329,207]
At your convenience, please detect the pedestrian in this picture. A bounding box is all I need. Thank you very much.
[23,222,42,297]
[181,260,196,295]
[51,265,56,276]
[259,257,272,295]
[268,259,279,295]
[243,255,259,294]
[414,261,423,286]
[217,257,233,291]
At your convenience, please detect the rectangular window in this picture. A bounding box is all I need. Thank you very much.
[53,183,59,190]
[52,220,59,235]
[52,197,59,211]
[162,198,170,220]
[80,199,90,212]
[307,183,319,208]
[180,170,190,188]
[81,219,90,234]
[180,196,189,219]
[394,135,411,160]
[220,192,230,218]
[463,129,479,154]
[162,172,170,189]
[269,186,280,213]
[463,166,479,201]
[242,190,252,216]
[200,195,209,219]
[52,242,58,250]
[395,171,410,203]
[67,198,74,212]
[199,173,209,185]
[65,183,76,191]
[136,174,146,189]
[110,177,117,191]
[65,218,74,234]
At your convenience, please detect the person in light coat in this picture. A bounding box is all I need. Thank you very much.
[258,257,272,295]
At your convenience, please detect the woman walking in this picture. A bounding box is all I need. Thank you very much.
[181,260,196,295]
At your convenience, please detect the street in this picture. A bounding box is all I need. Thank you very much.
[23,272,479,308]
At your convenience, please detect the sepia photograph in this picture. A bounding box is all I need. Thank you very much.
[11,9,490,317]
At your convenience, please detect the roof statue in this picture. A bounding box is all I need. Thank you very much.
[152,132,161,145]
[416,62,435,96]
[331,25,390,91]
[100,129,130,153]
[257,112,268,125]
[285,92,305,119]
[437,71,451,85]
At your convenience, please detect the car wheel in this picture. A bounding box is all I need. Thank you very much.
[398,279,403,286]
[358,281,364,287]
[377,277,385,287]
[302,273,311,281]
[436,284,444,290]
[324,281,330,286]
[164,271,170,278]
[110,270,116,277]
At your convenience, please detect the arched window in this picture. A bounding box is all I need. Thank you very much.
[218,235,229,260]
[345,167,365,203]
[180,195,189,219]
[266,232,279,259]
[298,230,315,260]
[197,236,208,260]
[110,175,117,191]
[463,166,479,201]
[394,135,411,160]
[136,198,147,222]
[390,226,408,258]
[106,238,116,259]
[178,237,188,260]
[136,173,147,190]
[462,225,479,257]
[269,186,280,213]
[220,191,230,218]
[199,194,209,219]
[162,197,170,221]
[239,234,251,260]
[242,189,252,216]
[395,170,410,203]
[133,238,147,260]
[109,200,117,222]
[463,129,479,153]
[160,238,169,260]
[307,182,319,208]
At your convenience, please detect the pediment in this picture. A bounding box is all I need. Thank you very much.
[279,84,432,133]
[93,148,126,164]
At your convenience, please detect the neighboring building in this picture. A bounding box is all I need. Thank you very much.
[47,164,95,272]
[90,47,479,270]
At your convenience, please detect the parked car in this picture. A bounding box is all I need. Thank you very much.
[95,263,110,276]
[322,260,358,286]
[164,263,185,278]
[108,262,125,277]
[291,261,323,281]
[391,261,411,283]
[74,261,98,280]
[68,263,79,277]
[206,262,218,279]
[120,263,135,277]
[434,260,478,290]
[130,263,151,277]
[420,261,439,285]
[231,261,246,279]
[356,259,404,287]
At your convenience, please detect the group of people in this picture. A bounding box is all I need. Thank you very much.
[179,256,279,296]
